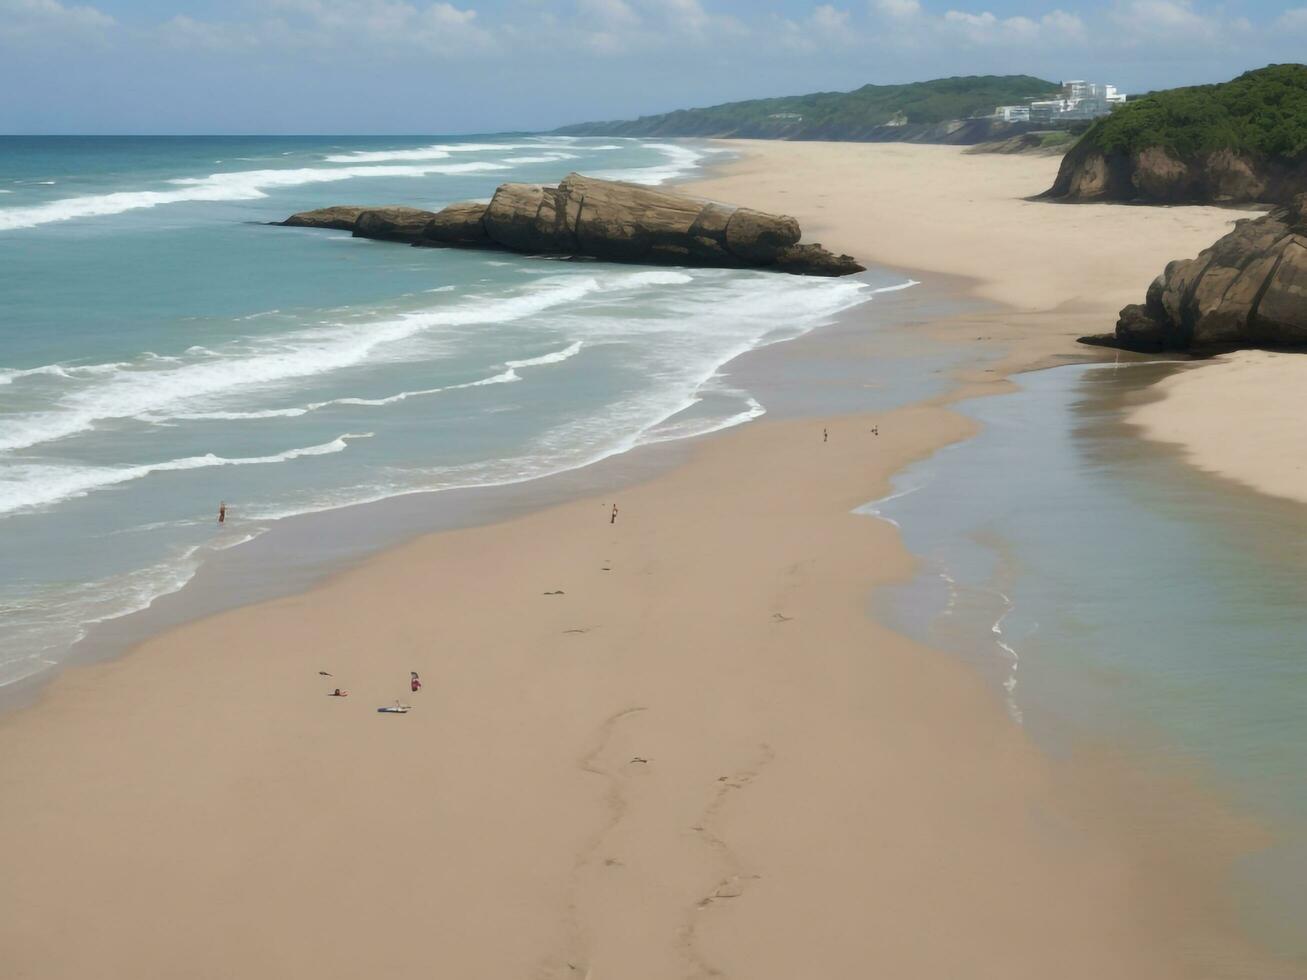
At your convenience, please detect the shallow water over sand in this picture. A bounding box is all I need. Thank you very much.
[869,360,1307,959]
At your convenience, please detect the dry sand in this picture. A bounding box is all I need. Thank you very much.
[0,143,1290,979]
[1129,349,1307,506]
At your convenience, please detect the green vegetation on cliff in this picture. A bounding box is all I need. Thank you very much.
[1082,64,1307,160]
[554,75,1058,140]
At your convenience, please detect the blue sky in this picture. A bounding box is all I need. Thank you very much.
[2,0,1304,133]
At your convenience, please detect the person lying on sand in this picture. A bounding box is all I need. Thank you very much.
[330,689,348,697]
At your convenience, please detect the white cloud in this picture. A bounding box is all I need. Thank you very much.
[812,4,853,32]
[943,9,1035,43]
[0,0,114,40]
[661,0,712,37]
[1275,6,1307,32]
[773,4,858,53]
[575,0,642,53]
[650,0,747,42]
[873,0,922,18]
[863,1,1088,47]
[155,0,494,56]
[1040,9,1088,41]
[578,0,640,27]
[912,6,1085,46]
[1108,0,1220,41]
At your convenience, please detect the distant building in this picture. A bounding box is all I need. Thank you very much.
[768,112,803,121]
[993,80,1126,124]
[1027,99,1069,124]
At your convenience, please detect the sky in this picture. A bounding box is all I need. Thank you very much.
[1,0,1304,133]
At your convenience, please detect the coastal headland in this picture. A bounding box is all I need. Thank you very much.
[0,142,1293,979]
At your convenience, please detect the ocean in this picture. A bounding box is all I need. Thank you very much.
[0,135,905,688]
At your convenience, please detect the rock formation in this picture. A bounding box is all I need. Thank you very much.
[1045,137,1307,206]
[278,173,863,277]
[1083,195,1307,352]
[281,206,369,231]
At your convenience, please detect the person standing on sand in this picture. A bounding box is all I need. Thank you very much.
[823,427,828,443]
[217,501,226,525]
[610,504,618,525]
[410,671,421,693]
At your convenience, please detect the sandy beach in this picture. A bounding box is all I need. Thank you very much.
[0,143,1289,979]
[1129,349,1307,506]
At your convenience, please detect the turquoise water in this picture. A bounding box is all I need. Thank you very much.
[868,361,1307,958]
[0,135,912,685]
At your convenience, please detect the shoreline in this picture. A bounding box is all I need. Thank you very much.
[1127,349,1307,509]
[0,263,944,717]
[2,141,1292,978]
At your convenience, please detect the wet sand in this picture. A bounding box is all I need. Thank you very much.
[1129,349,1307,507]
[0,142,1291,979]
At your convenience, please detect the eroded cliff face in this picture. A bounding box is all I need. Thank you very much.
[1083,195,1307,352]
[1045,139,1305,205]
[278,174,863,277]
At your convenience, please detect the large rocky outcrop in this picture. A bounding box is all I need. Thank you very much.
[1083,195,1307,352]
[354,207,442,242]
[278,173,863,276]
[1045,139,1307,205]
[280,206,370,231]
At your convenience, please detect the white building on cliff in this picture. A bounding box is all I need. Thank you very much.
[994,80,1126,125]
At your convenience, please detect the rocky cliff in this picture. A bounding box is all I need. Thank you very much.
[279,174,862,277]
[1083,195,1307,352]
[1043,65,1307,205]
[1045,138,1307,205]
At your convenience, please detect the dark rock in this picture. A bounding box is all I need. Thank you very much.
[566,173,711,262]
[422,201,490,245]
[1113,304,1169,351]
[772,244,865,277]
[1092,194,1307,351]
[353,207,439,242]
[278,173,865,277]
[280,206,370,231]
[1046,139,1307,206]
[483,183,577,253]
[1252,239,1307,343]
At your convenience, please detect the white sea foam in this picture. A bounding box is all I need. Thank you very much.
[322,142,533,163]
[158,344,576,422]
[0,160,510,231]
[501,153,580,164]
[3,263,880,688]
[638,396,767,447]
[0,522,275,687]
[0,279,607,450]
[0,360,134,386]
[617,270,694,286]
[591,142,707,185]
[245,272,871,521]
[869,279,920,294]
[0,364,73,385]
[0,433,371,517]
[505,341,583,368]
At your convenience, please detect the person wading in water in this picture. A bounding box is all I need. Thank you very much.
[217,501,227,525]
